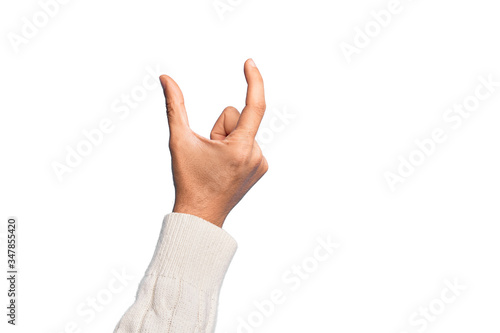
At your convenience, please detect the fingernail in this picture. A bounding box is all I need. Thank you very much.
[248,58,257,68]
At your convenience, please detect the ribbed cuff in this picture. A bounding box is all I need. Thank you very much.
[145,213,238,292]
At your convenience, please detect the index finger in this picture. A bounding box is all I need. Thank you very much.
[234,59,266,138]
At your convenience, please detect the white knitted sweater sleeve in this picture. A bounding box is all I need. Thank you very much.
[114,213,238,333]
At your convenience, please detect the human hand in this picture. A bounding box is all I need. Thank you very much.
[159,59,268,228]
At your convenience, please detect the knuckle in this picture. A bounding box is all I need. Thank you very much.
[229,147,251,167]
[252,157,263,168]
[253,102,266,113]
[166,104,174,116]
[250,150,263,168]
[166,100,184,114]
[223,106,239,115]
[166,100,175,113]
[261,157,269,173]
[252,142,263,157]
[231,154,247,167]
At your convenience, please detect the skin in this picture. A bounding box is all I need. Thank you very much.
[159,59,268,228]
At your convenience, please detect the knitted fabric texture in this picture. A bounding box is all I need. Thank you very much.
[114,213,237,333]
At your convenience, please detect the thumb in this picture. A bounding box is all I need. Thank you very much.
[159,75,190,135]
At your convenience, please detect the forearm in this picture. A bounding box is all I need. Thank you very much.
[114,213,237,333]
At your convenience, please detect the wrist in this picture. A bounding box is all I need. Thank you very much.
[173,202,228,228]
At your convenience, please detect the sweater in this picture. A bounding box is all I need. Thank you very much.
[113,213,238,332]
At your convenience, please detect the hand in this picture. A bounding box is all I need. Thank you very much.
[159,59,268,228]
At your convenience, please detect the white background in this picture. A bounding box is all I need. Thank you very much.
[1,0,499,332]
